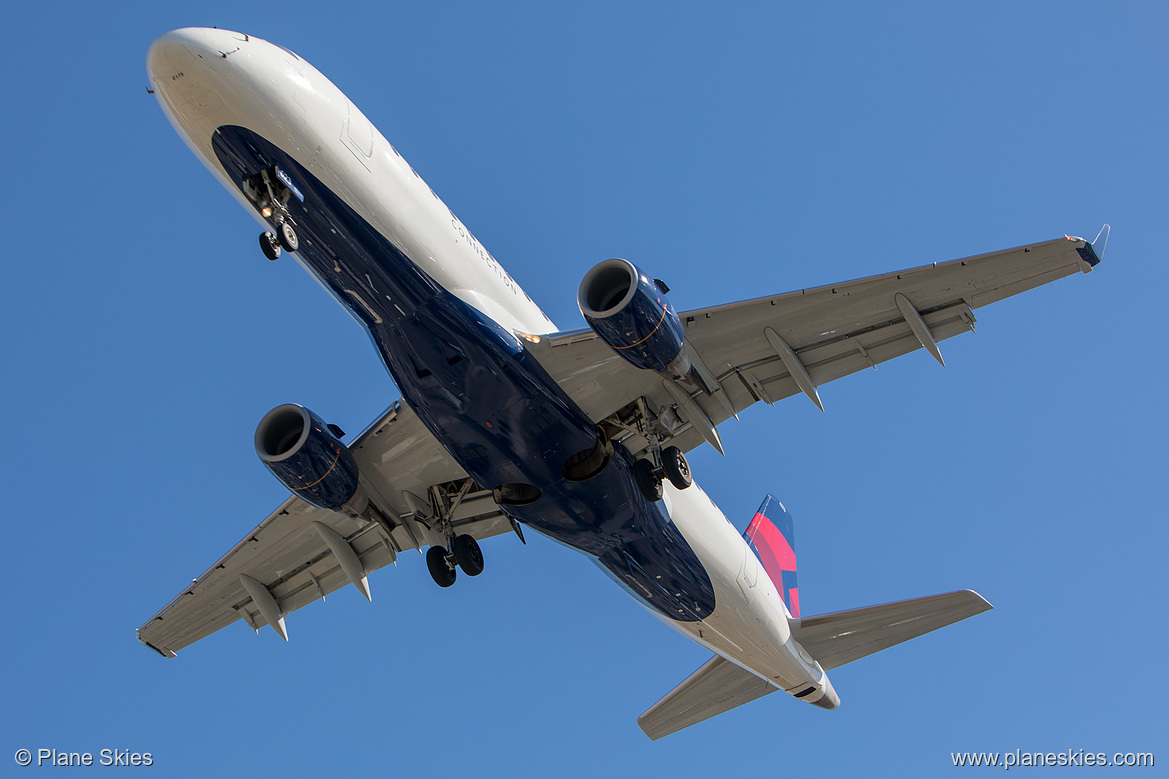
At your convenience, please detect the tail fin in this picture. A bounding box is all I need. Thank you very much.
[743,494,799,618]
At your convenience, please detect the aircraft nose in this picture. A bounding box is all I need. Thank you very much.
[147,28,250,89]
[147,29,200,88]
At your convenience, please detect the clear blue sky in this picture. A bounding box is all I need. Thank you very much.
[3,2,1165,775]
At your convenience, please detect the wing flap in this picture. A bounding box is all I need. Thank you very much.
[638,655,778,740]
[793,589,993,671]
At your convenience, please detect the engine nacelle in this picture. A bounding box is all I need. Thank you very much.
[255,403,363,513]
[577,258,691,376]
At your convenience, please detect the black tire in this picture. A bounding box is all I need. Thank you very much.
[259,231,281,261]
[634,457,663,502]
[426,546,456,588]
[278,221,299,252]
[453,534,485,576]
[661,446,692,490]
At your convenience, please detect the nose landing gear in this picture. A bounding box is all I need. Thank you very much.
[259,218,299,261]
[277,220,299,252]
[242,164,303,260]
[259,231,282,261]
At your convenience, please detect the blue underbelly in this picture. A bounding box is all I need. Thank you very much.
[210,125,716,621]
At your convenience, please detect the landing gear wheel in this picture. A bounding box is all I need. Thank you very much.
[452,534,484,576]
[426,545,457,588]
[661,446,692,490]
[259,231,281,261]
[634,457,664,502]
[278,221,299,252]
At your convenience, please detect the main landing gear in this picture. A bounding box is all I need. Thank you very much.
[416,478,489,588]
[599,397,697,503]
[633,445,692,503]
[242,164,301,261]
[426,534,484,588]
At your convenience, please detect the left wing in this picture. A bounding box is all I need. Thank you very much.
[531,234,1101,457]
[137,400,514,657]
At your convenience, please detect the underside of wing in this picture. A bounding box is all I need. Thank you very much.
[534,234,1101,458]
[137,400,514,657]
[793,590,993,671]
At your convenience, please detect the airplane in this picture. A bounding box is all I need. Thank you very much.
[138,27,1105,739]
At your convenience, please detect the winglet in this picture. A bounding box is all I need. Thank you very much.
[1092,224,1110,260]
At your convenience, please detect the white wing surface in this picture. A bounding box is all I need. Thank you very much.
[137,400,514,657]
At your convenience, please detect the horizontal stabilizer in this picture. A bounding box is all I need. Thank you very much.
[638,590,991,739]
[638,655,777,740]
[793,589,992,671]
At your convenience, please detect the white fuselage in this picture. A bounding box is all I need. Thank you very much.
[147,27,836,707]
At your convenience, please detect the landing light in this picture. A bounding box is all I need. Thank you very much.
[261,205,273,218]
[515,332,541,344]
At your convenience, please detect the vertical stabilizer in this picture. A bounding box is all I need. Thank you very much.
[743,495,799,617]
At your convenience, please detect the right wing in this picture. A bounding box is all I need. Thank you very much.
[532,233,1102,457]
[137,400,515,657]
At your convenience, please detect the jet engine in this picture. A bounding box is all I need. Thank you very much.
[577,258,691,377]
[255,403,366,513]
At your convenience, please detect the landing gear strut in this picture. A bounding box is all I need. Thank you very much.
[419,478,490,587]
